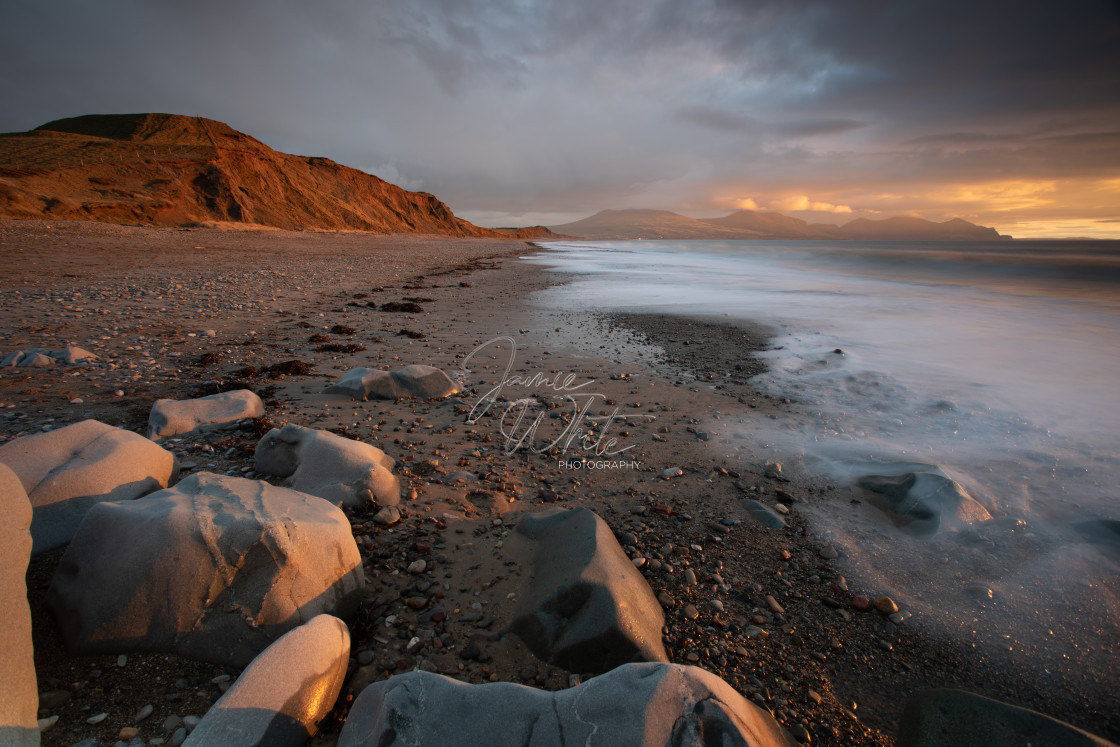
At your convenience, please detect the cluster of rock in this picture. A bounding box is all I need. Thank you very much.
[1,344,98,368]
[326,364,459,400]
[1,373,1115,746]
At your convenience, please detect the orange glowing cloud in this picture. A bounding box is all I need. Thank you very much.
[768,195,853,213]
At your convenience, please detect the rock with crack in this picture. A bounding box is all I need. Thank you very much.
[0,464,39,747]
[183,615,350,747]
[858,466,991,538]
[325,364,459,400]
[47,472,365,667]
[897,688,1116,747]
[338,662,792,746]
[148,389,265,440]
[255,424,399,507]
[509,507,668,673]
[0,419,175,554]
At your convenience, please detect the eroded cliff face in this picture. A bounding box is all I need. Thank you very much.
[0,113,501,235]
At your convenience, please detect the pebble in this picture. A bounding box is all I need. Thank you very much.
[873,596,899,615]
[373,505,401,526]
[790,723,811,743]
[134,703,154,722]
[709,599,725,612]
[117,653,128,667]
[407,559,427,574]
[119,726,140,740]
[37,715,58,732]
[683,568,697,585]
[681,604,700,620]
[774,503,790,515]
[657,591,675,607]
[662,467,683,478]
[766,595,785,614]
[745,625,768,638]
[808,689,822,704]
[169,727,188,747]
[819,545,839,559]
[87,712,109,725]
[850,595,871,612]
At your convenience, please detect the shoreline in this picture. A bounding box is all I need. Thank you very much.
[2,221,1116,744]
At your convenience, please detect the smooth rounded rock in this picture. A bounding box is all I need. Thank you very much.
[255,424,399,507]
[148,389,265,440]
[48,472,365,667]
[338,663,790,747]
[0,419,174,554]
[0,464,38,747]
[326,365,459,400]
[183,615,350,747]
[509,508,668,673]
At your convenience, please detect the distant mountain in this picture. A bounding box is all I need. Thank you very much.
[0,113,539,237]
[548,209,748,240]
[551,208,1009,241]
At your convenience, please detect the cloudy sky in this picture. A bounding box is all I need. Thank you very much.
[2,0,1119,237]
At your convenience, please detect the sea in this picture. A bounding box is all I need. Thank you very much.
[525,239,1120,688]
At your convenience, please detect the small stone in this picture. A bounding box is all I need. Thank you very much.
[774,503,790,515]
[119,726,139,739]
[37,715,58,732]
[117,654,128,667]
[889,611,909,625]
[808,689,822,704]
[358,650,375,665]
[874,596,899,615]
[779,549,791,561]
[407,559,427,574]
[766,595,785,614]
[134,703,154,722]
[790,723,811,743]
[87,712,109,725]
[851,595,871,612]
[631,556,647,568]
[657,591,675,608]
[745,625,768,638]
[681,604,700,620]
[662,467,683,479]
[709,599,725,612]
[183,714,202,730]
[169,727,188,747]
[819,545,839,559]
[373,505,401,526]
[683,568,697,585]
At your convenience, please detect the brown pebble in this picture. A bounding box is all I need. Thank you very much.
[851,595,871,612]
[118,727,139,740]
[682,604,700,620]
[766,595,785,615]
[657,591,676,608]
[779,549,791,561]
[874,596,899,615]
[819,545,839,559]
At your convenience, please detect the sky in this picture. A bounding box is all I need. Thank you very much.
[2,0,1119,237]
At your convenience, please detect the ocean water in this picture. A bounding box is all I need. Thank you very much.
[526,239,1120,681]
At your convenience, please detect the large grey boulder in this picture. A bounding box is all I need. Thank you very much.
[0,464,39,747]
[339,662,792,747]
[1,344,97,367]
[184,615,350,747]
[510,508,668,673]
[858,467,991,538]
[326,364,459,400]
[148,389,265,440]
[897,688,1116,747]
[255,424,399,507]
[0,419,175,554]
[47,472,365,667]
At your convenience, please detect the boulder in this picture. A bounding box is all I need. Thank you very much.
[183,615,350,747]
[741,498,786,530]
[326,364,459,400]
[1,345,97,367]
[47,472,365,667]
[0,419,175,554]
[1,351,24,367]
[858,468,990,538]
[255,424,399,507]
[510,508,667,673]
[897,688,1116,747]
[56,344,98,365]
[18,351,54,367]
[338,662,792,747]
[148,389,265,440]
[0,464,39,747]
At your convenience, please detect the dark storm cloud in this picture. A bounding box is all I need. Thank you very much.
[0,0,1117,229]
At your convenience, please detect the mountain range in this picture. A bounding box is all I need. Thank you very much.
[0,114,1008,241]
[549,209,1009,241]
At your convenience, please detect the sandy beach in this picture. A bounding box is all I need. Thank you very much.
[2,219,1116,746]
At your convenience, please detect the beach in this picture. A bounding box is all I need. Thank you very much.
[2,219,1117,745]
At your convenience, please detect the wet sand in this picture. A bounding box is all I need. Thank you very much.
[2,219,1116,745]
